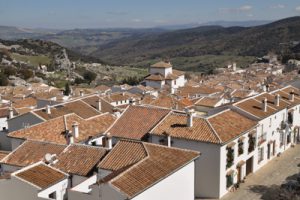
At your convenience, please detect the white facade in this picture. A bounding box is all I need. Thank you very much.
[145,79,165,89]
[69,161,196,200]
[37,179,68,200]
[150,67,172,78]
[145,63,186,91]
[132,161,195,200]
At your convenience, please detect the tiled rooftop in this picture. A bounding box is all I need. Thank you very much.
[53,144,107,176]
[1,140,66,167]
[108,105,170,140]
[8,113,116,145]
[14,163,67,189]
[98,140,199,198]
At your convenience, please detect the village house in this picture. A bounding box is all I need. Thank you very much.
[68,140,199,200]
[7,99,102,133]
[231,90,299,172]
[149,109,257,198]
[0,162,68,200]
[144,61,186,93]
[7,112,115,150]
[0,140,66,172]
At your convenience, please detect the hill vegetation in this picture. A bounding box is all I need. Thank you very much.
[90,16,300,72]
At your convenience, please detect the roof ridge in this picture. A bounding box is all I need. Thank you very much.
[205,119,223,144]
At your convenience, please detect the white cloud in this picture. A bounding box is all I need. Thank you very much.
[132,19,142,23]
[271,4,285,9]
[296,6,300,12]
[247,14,254,17]
[239,5,252,11]
[219,5,253,14]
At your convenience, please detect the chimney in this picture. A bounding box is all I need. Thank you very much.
[8,107,14,119]
[96,98,102,112]
[72,122,79,138]
[185,109,195,127]
[262,98,268,112]
[80,90,84,97]
[290,90,295,102]
[106,133,113,149]
[69,135,74,144]
[46,105,51,114]
[167,134,171,147]
[275,94,280,107]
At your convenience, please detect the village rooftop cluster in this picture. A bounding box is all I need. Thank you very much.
[0,57,299,200]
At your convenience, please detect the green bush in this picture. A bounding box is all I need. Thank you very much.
[83,71,97,84]
[0,74,9,86]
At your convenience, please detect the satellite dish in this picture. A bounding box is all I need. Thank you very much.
[45,153,52,164]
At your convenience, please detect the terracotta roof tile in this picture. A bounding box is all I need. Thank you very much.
[178,86,222,97]
[13,97,37,109]
[145,74,165,81]
[151,61,172,68]
[208,110,257,143]
[103,92,132,103]
[14,163,67,189]
[151,112,221,143]
[1,140,66,167]
[101,140,199,198]
[0,151,10,161]
[195,97,222,107]
[52,144,107,176]
[34,100,100,120]
[98,141,147,171]
[235,98,278,119]
[8,113,116,145]
[108,106,170,140]
[81,95,114,114]
[172,69,185,76]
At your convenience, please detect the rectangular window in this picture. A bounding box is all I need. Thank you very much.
[280,133,284,147]
[238,140,244,156]
[226,174,234,188]
[258,147,264,163]
[269,118,272,127]
[49,191,56,199]
[226,147,234,169]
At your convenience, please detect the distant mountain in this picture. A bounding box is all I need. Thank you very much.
[0,26,60,40]
[199,20,273,27]
[0,25,167,55]
[157,20,273,30]
[90,16,300,71]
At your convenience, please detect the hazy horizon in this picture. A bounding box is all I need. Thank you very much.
[0,0,300,29]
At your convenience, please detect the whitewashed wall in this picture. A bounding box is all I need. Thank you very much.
[132,161,195,200]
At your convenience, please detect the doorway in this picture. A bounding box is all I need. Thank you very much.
[267,143,271,159]
[246,157,253,175]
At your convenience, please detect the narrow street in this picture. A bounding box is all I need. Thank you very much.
[199,144,300,200]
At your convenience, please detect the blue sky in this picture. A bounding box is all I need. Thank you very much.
[0,0,300,29]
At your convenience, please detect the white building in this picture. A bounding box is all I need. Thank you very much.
[68,140,199,200]
[149,109,257,198]
[144,61,186,92]
[0,162,68,200]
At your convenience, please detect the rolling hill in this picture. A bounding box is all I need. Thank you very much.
[90,16,300,71]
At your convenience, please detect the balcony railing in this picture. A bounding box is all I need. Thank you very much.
[280,121,287,130]
[258,132,267,146]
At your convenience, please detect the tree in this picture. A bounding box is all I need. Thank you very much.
[0,74,9,86]
[121,76,143,85]
[64,82,71,96]
[83,71,97,84]
[19,69,34,80]
[3,67,17,77]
